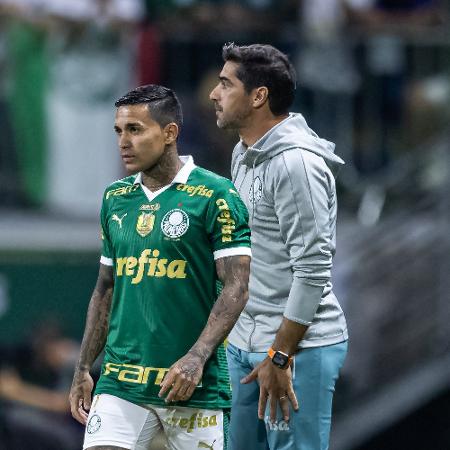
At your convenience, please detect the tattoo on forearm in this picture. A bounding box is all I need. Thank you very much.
[189,255,250,363]
[76,265,114,372]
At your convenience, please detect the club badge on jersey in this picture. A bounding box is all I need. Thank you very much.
[161,209,190,239]
[136,212,155,237]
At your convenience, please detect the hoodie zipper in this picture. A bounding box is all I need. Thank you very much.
[236,156,257,351]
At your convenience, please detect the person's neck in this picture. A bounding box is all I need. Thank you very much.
[141,146,183,192]
[239,113,289,148]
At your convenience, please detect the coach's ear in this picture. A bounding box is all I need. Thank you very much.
[164,122,179,144]
[252,86,268,109]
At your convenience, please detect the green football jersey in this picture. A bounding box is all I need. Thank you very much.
[94,156,251,410]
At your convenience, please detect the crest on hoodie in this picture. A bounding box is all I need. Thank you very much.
[249,176,262,204]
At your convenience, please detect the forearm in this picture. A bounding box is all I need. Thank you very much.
[272,318,308,356]
[76,267,113,372]
[188,255,250,364]
[274,278,324,355]
[189,285,248,363]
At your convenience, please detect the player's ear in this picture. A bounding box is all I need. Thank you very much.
[252,87,268,109]
[164,123,179,144]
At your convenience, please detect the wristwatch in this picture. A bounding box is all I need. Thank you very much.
[268,347,293,370]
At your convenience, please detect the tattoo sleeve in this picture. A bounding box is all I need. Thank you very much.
[76,264,114,372]
[188,255,250,363]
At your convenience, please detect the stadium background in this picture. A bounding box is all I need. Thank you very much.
[0,0,449,449]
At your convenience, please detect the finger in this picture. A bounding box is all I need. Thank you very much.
[182,383,197,401]
[287,388,299,411]
[72,406,83,424]
[78,404,89,425]
[71,397,87,425]
[165,371,188,403]
[83,391,92,412]
[257,387,268,420]
[270,395,278,423]
[70,395,81,422]
[280,396,290,422]
[175,382,191,402]
[158,370,176,397]
[240,367,258,384]
[166,379,185,403]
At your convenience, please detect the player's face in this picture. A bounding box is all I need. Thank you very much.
[114,104,168,174]
[209,61,253,130]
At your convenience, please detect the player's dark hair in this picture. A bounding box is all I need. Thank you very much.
[115,84,183,129]
[222,43,296,116]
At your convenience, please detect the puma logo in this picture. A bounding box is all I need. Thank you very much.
[111,213,127,228]
[198,440,216,449]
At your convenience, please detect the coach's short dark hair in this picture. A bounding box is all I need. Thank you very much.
[222,43,296,116]
[115,84,183,129]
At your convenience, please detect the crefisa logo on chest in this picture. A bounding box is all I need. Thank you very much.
[161,209,190,239]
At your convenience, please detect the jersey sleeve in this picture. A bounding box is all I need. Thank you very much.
[206,180,251,260]
[100,193,114,266]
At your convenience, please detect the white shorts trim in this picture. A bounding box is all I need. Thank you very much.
[83,394,225,450]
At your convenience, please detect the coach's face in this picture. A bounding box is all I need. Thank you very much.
[209,61,253,130]
[114,104,176,174]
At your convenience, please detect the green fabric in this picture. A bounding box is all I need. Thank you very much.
[8,23,48,205]
[95,167,250,409]
[223,408,230,450]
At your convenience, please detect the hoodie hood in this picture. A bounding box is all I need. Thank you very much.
[237,113,344,174]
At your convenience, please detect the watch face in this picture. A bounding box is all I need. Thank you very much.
[272,351,289,368]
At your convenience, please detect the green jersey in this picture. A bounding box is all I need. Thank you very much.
[94,156,251,409]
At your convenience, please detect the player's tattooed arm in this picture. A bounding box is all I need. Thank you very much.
[190,254,251,361]
[159,255,250,403]
[69,263,114,424]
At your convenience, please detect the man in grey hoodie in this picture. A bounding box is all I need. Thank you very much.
[209,43,348,450]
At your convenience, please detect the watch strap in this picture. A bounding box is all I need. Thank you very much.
[268,347,293,369]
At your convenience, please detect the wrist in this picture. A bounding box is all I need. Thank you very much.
[75,363,91,373]
[187,347,210,364]
[267,347,293,370]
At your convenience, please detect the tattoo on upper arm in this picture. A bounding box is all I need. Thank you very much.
[216,255,250,301]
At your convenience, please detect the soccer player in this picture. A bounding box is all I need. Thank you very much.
[69,84,251,450]
[210,43,348,450]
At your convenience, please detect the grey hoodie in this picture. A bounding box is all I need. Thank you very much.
[228,113,348,351]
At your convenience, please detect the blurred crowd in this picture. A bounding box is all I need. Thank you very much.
[0,321,84,449]
[0,0,448,216]
[0,3,449,450]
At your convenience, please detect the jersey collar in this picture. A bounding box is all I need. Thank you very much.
[133,155,196,186]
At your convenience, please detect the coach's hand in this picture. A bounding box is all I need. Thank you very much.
[69,369,94,425]
[159,352,203,403]
[241,358,298,423]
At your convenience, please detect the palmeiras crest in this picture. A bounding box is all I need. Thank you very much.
[161,209,189,239]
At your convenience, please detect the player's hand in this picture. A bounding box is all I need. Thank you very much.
[158,352,204,403]
[69,369,94,425]
[241,357,298,423]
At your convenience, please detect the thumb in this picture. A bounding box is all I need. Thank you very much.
[240,367,258,384]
